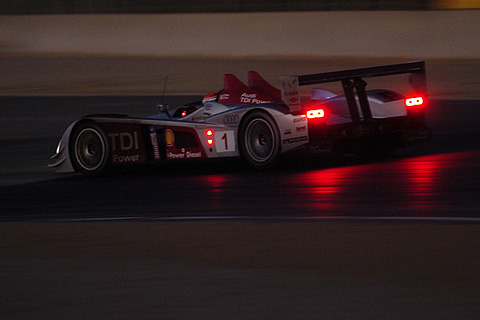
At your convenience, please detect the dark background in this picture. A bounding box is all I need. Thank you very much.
[1,0,430,15]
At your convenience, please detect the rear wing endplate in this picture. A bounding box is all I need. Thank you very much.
[280,61,427,119]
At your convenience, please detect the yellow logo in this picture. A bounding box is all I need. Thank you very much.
[165,129,175,147]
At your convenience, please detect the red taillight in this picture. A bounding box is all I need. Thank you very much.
[306,109,325,119]
[405,97,424,107]
[181,110,187,117]
[206,129,214,145]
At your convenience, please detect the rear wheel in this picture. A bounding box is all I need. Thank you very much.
[239,111,280,167]
[70,121,110,175]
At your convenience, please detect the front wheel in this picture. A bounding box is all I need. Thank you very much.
[70,121,110,175]
[239,111,281,167]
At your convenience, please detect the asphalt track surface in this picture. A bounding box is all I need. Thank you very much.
[1,95,480,221]
[2,95,480,319]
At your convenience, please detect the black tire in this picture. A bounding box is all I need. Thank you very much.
[239,111,281,167]
[70,121,110,175]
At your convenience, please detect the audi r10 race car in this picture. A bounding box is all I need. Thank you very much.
[50,61,431,175]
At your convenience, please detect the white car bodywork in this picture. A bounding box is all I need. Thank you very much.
[50,62,430,175]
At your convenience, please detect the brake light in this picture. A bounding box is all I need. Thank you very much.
[306,109,325,119]
[181,110,187,117]
[206,129,214,145]
[405,97,424,107]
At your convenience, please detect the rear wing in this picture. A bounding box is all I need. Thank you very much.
[280,61,427,121]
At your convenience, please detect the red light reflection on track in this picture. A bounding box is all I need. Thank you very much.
[400,158,440,211]
[194,174,230,211]
[295,166,355,211]
[293,153,456,216]
[202,175,227,199]
[187,151,479,218]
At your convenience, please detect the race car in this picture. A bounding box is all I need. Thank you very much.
[50,61,431,175]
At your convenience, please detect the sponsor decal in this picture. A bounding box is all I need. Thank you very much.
[219,93,230,100]
[165,129,175,147]
[166,150,203,159]
[283,136,308,144]
[186,151,202,158]
[294,116,307,123]
[281,75,301,113]
[223,114,239,125]
[239,92,271,104]
[167,152,185,159]
[108,132,139,152]
[242,93,256,98]
[103,123,146,164]
[296,126,306,133]
[284,129,292,135]
[113,154,141,162]
[149,126,160,160]
[164,127,206,160]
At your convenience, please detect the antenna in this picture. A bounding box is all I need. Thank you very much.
[162,75,168,99]
[158,75,171,118]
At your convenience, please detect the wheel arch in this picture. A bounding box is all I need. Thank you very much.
[238,107,278,133]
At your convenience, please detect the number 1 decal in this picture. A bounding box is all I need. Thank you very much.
[221,133,228,150]
[215,131,235,153]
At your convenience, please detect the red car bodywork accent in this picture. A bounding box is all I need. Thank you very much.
[248,71,283,103]
[218,74,277,105]
[164,126,207,160]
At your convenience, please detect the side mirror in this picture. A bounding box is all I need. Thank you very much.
[157,104,171,118]
[157,104,169,113]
